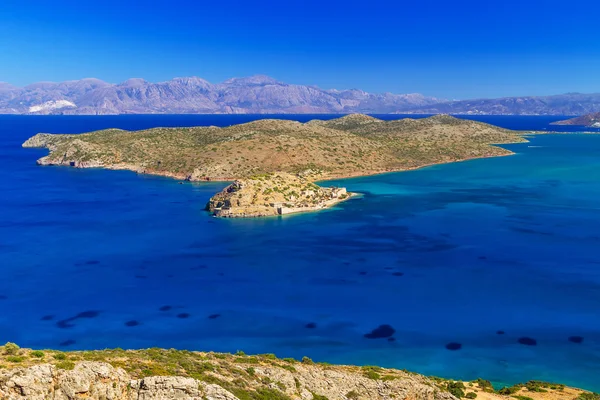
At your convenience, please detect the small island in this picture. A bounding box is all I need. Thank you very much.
[552,112,600,127]
[23,114,531,218]
[206,172,352,217]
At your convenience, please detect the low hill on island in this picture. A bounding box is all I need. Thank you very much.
[23,114,529,217]
[552,112,600,127]
[0,344,594,400]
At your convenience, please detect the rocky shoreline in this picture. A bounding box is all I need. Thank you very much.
[0,345,594,400]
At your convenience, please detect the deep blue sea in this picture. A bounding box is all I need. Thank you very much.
[2,114,600,390]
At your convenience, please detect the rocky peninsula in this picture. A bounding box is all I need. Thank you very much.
[23,114,530,218]
[552,112,600,128]
[0,344,594,400]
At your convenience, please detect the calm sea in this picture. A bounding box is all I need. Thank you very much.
[1,114,600,390]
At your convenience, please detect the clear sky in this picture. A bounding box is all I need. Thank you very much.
[1,0,600,99]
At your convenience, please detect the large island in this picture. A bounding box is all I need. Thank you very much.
[23,114,529,217]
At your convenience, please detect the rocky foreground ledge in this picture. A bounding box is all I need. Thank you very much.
[206,172,352,218]
[0,344,595,400]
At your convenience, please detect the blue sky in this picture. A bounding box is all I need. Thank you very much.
[1,0,599,99]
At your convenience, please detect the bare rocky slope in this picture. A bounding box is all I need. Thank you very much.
[0,345,593,400]
[0,75,441,115]
[551,112,600,127]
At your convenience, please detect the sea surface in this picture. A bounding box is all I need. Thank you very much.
[1,114,600,390]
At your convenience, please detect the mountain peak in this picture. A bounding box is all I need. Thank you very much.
[120,78,148,87]
[222,75,282,86]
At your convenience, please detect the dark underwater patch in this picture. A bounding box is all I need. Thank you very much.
[496,330,505,335]
[568,336,584,344]
[387,337,396,342]
[0,295,7,300]
[392,272,404,277]
[41,315,54,321]
[208,314,221,319]
[364,324,395,339]
[125,320,140,327]
[177,313,190,319]
[305,322,317,329]
[56,310,100,329]
[359,271,367,275]
[135,275,147,279]
[159,305,172,311]
[518,337,537,346]
[59,339,76,347]
[445,342,462,351]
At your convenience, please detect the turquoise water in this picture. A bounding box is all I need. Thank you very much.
[1,115,600,390]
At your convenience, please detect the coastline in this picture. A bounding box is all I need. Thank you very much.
[0,346,595,400]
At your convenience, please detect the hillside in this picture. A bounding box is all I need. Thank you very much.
[23,114,527,182]
[0,344,594,400]
[551,112,600,127]
[0,75,441,115]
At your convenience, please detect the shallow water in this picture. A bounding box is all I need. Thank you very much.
[1,114,600,390]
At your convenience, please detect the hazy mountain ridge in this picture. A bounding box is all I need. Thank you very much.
[0,75,443,115]
[5,76,600,115]
[403,92,600,115]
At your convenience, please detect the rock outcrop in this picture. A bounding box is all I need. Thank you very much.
[0,360,455,400]
[0,362,238,400]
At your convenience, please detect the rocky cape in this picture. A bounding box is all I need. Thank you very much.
[0,345,593,400]
[23,114,530,217]
[551,112,600,127]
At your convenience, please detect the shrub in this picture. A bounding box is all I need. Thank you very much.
[346,390,360,399]
[6,356,24,363]
[301,356,313,364]
[447,381,466,398]
[364,370,380,380]
[235,350,246,356]
[578,393,600,400]
[30,350,45,358]
[498,386,520,395]
[3,342,20,355]
[56,360,76,370]
[246,367,255,376]
[512,396,534,400]
[474,378,494,392]
[466,392,477,399]
[53,352,67,360]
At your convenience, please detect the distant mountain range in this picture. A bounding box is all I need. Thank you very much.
[2,75,600,115]
[0,75,441,115]
[404,93,600,116]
